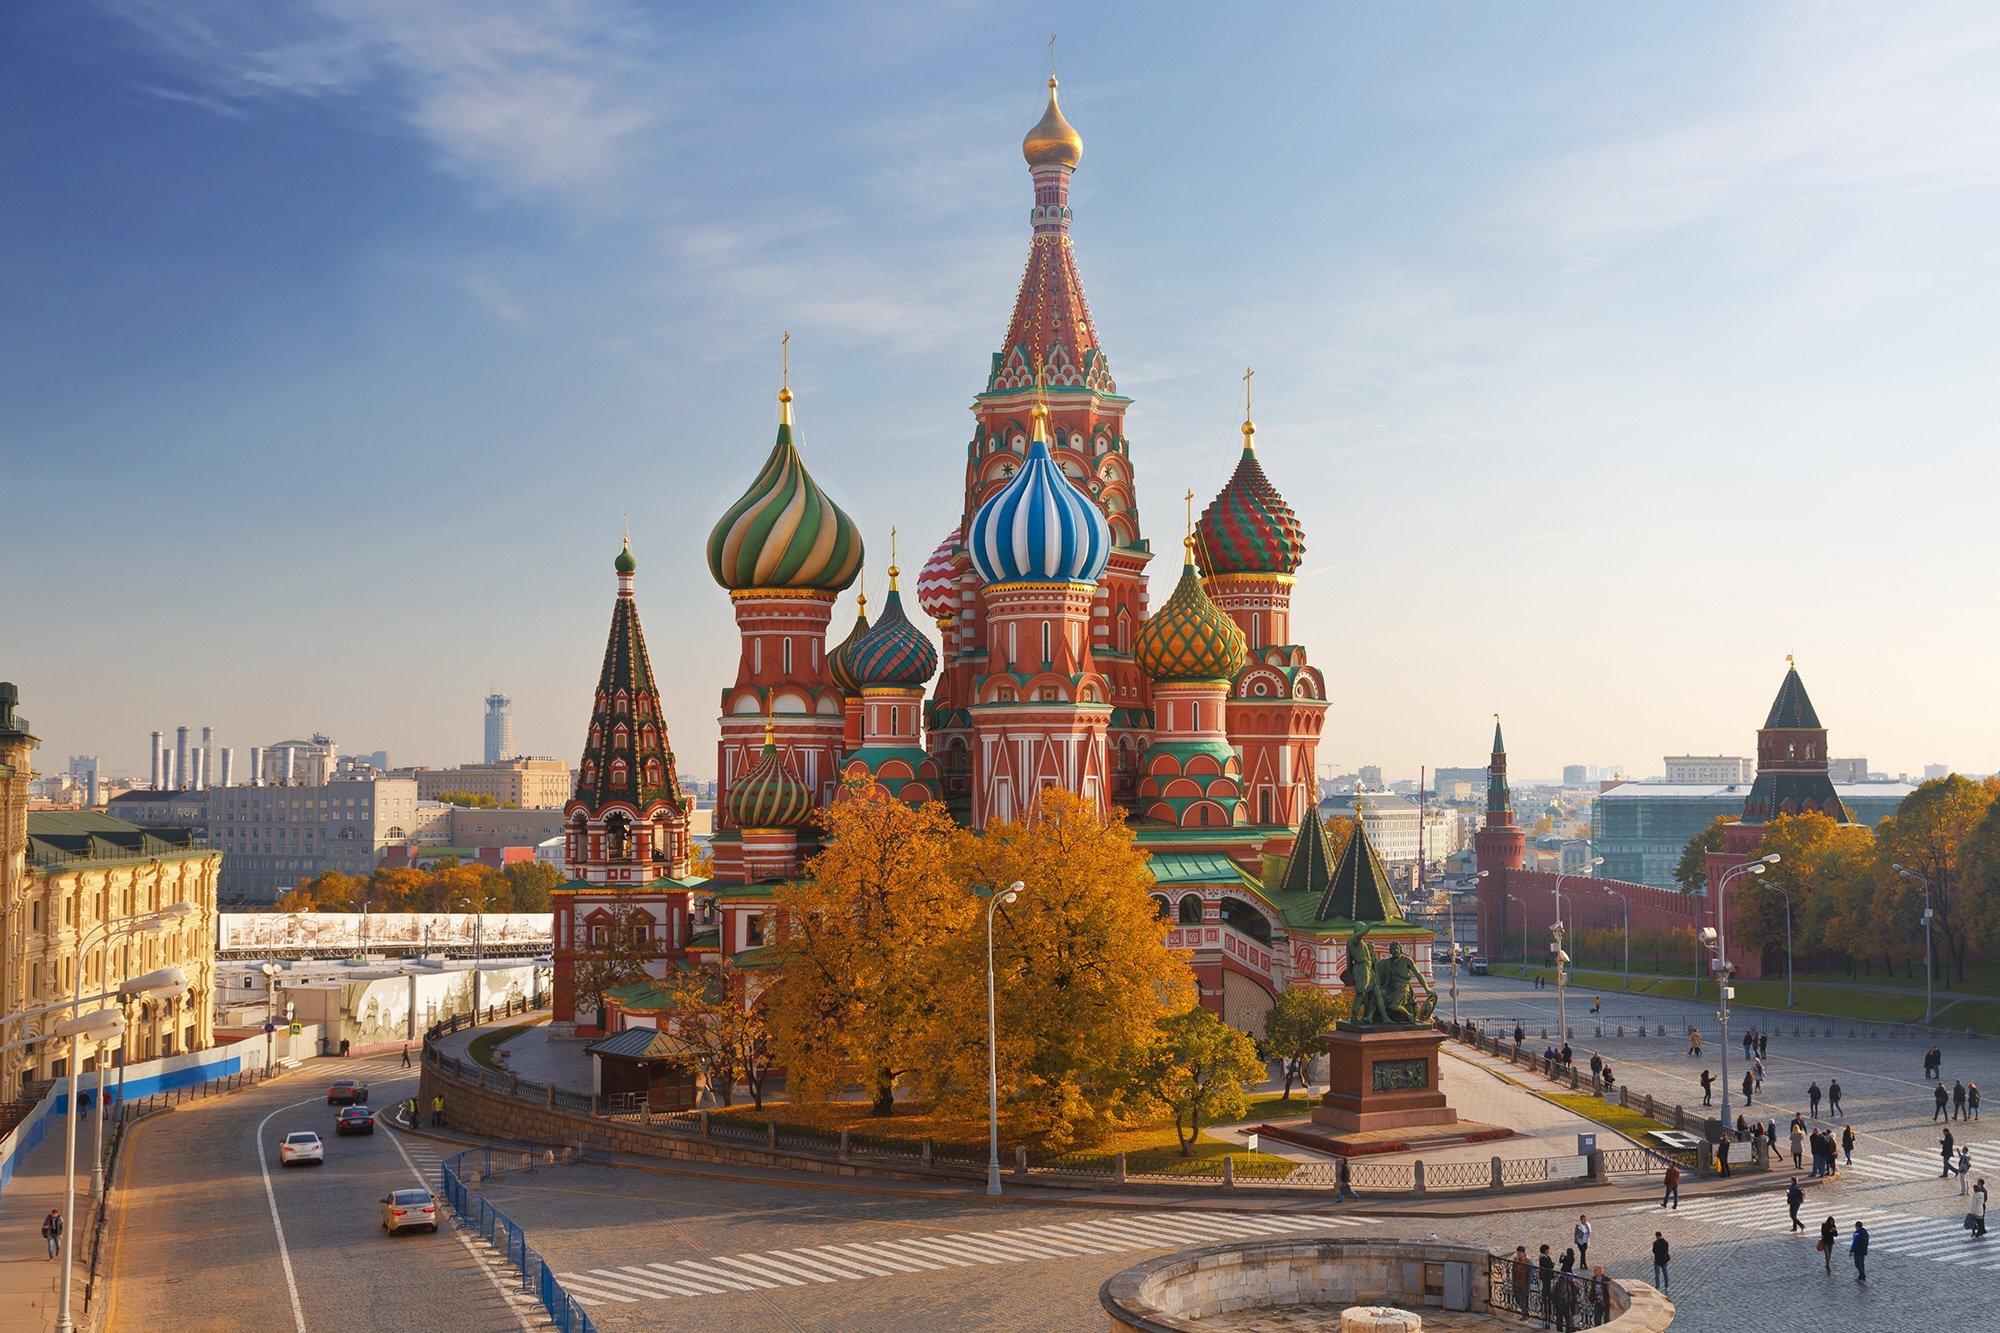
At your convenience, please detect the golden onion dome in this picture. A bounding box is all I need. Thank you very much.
[1022,77,1084,170]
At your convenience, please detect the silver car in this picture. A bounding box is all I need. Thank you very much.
[381,1187,439,1234]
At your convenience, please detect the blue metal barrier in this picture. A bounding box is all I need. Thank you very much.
[441,1150,596,1333]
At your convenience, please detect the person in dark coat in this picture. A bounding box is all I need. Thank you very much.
[1808,1081,1822,1118]
[1936,1082,1950,1121]
[1850,1220,1869,1282]
[1841,1124,1856,1167]
[1787,1177,1806,1230]
[1651,1232,1671,1291]
[1819,1217,1838,1275]
[1954,1080,1968,1120]
[1700,1068,1713,1106]
[1829,1079,1843,1115]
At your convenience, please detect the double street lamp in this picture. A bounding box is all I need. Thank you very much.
[985,880,1025,1197]
[1704,853,1779,1130]
[1890,864,1935,1025]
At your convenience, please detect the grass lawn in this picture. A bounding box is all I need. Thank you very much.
[1544,1092,1676,1143]
[1239,1091,1317,1122]
[466,1021,540,1072]
[707,1099,1297,1178]
[1484,963,2000,1035]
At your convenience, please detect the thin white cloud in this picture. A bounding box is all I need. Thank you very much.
[457,274,530,325]
[97,0,668,198]
[1505,4,2000,252]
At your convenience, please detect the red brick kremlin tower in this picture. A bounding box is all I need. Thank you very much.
[550,541,697,1036]
[1473,717,1527,956]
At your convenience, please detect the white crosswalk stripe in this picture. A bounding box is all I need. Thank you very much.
[556,1210,1373,1306]
[1624,1197,2000,1269]
[1835,1143,2000,1182]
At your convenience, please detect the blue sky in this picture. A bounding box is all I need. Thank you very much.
[5,1,1997,784]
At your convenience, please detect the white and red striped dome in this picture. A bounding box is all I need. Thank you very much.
[916,524,965,625]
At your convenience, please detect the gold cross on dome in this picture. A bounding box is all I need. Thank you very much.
[781,330,790,390]
[1184,488,1194,536]
[1243,366,1254,417]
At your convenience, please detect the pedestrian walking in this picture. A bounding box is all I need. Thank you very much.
[1717,1135,1732,1178]
[1588,1266,1610,1324]
[1972,1083,1982,1120]
[1973,1180,1988,1239]
[1790,1123,1805,1170]
[1743,1070,1755,1106]
[1744,1031,1754,1060]
[1651,1232,1671,1291]
[1514,1023,1525,1047]
[1758,1030,1769,1059]
[1700,1069,1713,1106]
[1942,1128,1956,1177]
[1788,1177,1805,1231]
[1753,1055,1765,1090]
[1829,1079,1843,1116]
[432,1093,445,1127]
[1511,1246,1531,1315]
[1954,1079,1967,1120]
[1590,1051,1603,1083]
[1661,1160,1681,1209]
[339,1037,350,1057]
[401,1043,412,1068]
[1574,1214,1591,1267]
[41,1209,62,1261]
[1689,1028,1702,1056]
[1935,1082,1949,1121]
[405,1095,417,1125]
[1841,1124,1856,1167]
[1819,1217,1838,1275]
[1850,1220,1869,1282]
[1808,1081,1822,1118]
[1960,1147,1974,1196]
[1337,1155,1358,1201]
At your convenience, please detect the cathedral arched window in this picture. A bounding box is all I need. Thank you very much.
[610,759,628,788]
[1178,896,1203,925]
[645,759,662,787]
[613,724,630,750]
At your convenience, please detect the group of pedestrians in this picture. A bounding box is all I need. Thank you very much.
[1508,1228,1611,1331]
[1805,1078,1843,1118]
[1932,1078,1981,1121]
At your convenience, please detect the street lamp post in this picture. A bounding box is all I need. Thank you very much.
[1453,871,1488,1028]
[262,962,281,1075]
[985,880,1025,1197]
[1704,854,1778,1130]
[1550,855,1604,1041]
[93,967,185,1200]
[1769,884,1795,1009]
[54,1009,123,1333]
[1507,894,1526,974]
[1891,865,1935,1025]
[1604,889,1630,992]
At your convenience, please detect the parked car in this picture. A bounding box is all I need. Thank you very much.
[278,1131,324,1167]
[335,1106,375,1135]
[381,1188,439,1234]
[1468,956,1490,975]
[327,1078,369,1105]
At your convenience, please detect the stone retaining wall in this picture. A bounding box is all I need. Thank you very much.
[416,1066,944,1182]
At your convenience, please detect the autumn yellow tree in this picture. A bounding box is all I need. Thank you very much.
[1871,775,1998,984]
[926,787,1197,1148]
[1141,1007,1266,1155]
[664,966,776,1108]
[1736,812,1875,959]
[763,784,976,1116]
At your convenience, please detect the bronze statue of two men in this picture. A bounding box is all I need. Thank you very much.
[1338,922,1436,1028]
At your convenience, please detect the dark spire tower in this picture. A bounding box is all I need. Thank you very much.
[1740,659,1850,826]
[550,541,695,1035]
[1474,715,1527,962]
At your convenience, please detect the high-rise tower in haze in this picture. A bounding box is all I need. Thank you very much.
[483,693,513,764]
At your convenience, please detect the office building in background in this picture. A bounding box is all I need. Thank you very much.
[484,692,513,764]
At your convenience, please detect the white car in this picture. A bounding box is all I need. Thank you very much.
[381,1188,439,1234]
[279,1130,324,1167]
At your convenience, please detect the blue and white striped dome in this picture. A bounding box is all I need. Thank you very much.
[967,432,1112,586]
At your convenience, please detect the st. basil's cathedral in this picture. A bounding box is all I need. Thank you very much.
[550,77,1432,1039]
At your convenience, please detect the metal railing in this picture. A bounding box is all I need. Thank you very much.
[441,1148,595,1333]
[1488,1256,1612,1328]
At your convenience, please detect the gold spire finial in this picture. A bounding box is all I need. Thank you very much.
[763,714,777,748]
[1049,32,1057,80]
[1786,652,1794,666]
[1030,357,1050,441]
[1241,367,1257,447]
[778,331,793,423]
[888,526,900,586]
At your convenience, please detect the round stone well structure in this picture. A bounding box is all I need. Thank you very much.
[1100,1236,1674,1331]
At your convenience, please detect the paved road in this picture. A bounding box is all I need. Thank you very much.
[479,1165,1379,1332]
[106,1052,541,1332]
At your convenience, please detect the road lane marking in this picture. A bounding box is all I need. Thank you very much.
[382,1124,538,1330]
[254,1095,317,1333]
[707,1254,818,1285]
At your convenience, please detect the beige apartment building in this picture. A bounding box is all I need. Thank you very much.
[415,758,572,809]
[0,687,220,1095]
